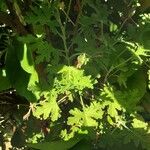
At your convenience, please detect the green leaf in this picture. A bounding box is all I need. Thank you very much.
[18,35,59,64]
[25,5,58,33]
[70,139,91,150]
[35,41,57,64]
[110,22,118,32]
[132,117,148,129]
[126,68,147,101]
[27,138,81,150]
[26,5,53,25]
[20,44,35,74]
[33,90,60,121]
[21,43,39,89]
[68,101,103,127]
[123,128,150,150]
[115,89,140,112]
[124,41,149,64]
[85,1,109,23]
[5,40,37,102]
[55,66,94,93]
[139,25,150,49]
[101,85,122,117]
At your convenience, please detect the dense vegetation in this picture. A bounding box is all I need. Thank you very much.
[0,0,150,149]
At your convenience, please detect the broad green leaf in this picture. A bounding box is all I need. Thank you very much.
[27,138,81,150]
[21,43,39,89]
[5,40,37,102]
[20,44,35,74]
[70,139,91,150]
[126,68,147,101]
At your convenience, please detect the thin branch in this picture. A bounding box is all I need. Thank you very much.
[58,93,72,104]
[23,103,34,120]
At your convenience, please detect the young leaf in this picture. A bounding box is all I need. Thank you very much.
[33,90,60,121]
[68,101,103,127]
[54,66,94,94]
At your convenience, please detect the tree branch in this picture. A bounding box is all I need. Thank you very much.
[5,0,28,35]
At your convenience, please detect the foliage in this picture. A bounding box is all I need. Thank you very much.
[0,0,150,149]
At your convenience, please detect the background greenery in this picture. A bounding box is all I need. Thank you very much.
[0,0,150,149]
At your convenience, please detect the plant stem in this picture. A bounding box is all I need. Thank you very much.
[63,0,75,27]
[56,9,70,65]
[80,94,85,109]
[101,21,104,38]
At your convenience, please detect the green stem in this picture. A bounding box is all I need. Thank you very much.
[64,0,74,28]
[56,9,70,65]
[62,9,75,26]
